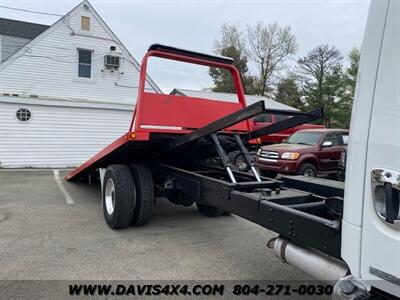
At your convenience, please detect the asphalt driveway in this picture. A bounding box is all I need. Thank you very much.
[0,169,310,281]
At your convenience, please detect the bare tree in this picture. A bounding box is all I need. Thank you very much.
[214,23,246,54]
[298,44,343,96]
[211,23,257,94]
[247,22,297,96]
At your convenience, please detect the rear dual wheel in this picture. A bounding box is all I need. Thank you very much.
[129,165,154,226]
[103,164,154,229]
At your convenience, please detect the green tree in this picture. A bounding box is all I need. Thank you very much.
[209,45,256,94]
[275,75,303,110]
[323,65,345,127]
[345,48,361,92]
[334,48,361,128]
[298,44,343,127]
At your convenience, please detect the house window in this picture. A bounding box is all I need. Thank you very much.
[81,16,90,31]
[16,108,31,122]
[78,49,92,78]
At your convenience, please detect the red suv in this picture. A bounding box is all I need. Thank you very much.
[255,129,349,177]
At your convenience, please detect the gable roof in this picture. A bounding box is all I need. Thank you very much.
[0,18,49,39]
[81,1,161,93]
[171,88,299,111]
[0,1,161,93]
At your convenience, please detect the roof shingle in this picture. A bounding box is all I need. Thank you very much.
[0,18,49,39]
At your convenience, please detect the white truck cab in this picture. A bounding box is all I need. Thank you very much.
[342,0,400,297]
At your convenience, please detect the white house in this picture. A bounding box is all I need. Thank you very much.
[0,1,161,168]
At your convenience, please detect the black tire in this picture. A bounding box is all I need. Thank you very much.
[196,203,224,217]
[259,169,278,178]
[130,164,154,226]
[103,165,136,229]
[297,163,317,177]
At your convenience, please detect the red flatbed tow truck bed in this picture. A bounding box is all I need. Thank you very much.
[65,45,342,262]
[66,44,320,182]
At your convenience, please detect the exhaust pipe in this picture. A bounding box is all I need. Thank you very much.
[271,237,349,281]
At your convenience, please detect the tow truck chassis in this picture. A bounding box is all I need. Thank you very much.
[153,163,342,258]
[66,44,344,263]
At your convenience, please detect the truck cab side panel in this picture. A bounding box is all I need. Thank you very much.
[343,0,400,297]
[360,0,400,296]
[342,0,389,280]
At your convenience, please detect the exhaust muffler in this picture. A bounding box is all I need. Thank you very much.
[271,237,349,281]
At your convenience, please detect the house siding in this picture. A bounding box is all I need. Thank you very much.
[0,2,156,105]
[0,35,31,62]
[0,98,132,168]
[0,1,159,168]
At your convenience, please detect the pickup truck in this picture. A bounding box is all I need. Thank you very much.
[232,117,326,171]
[255,129,349,177]
[252,113,325,144]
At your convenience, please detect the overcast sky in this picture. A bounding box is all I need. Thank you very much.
[1,0,371,92]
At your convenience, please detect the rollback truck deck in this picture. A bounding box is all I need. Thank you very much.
[66,2,400,297]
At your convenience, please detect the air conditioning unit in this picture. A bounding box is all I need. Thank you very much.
[104,55,120,69]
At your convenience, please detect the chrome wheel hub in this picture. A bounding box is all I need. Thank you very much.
[105,178,116,215]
